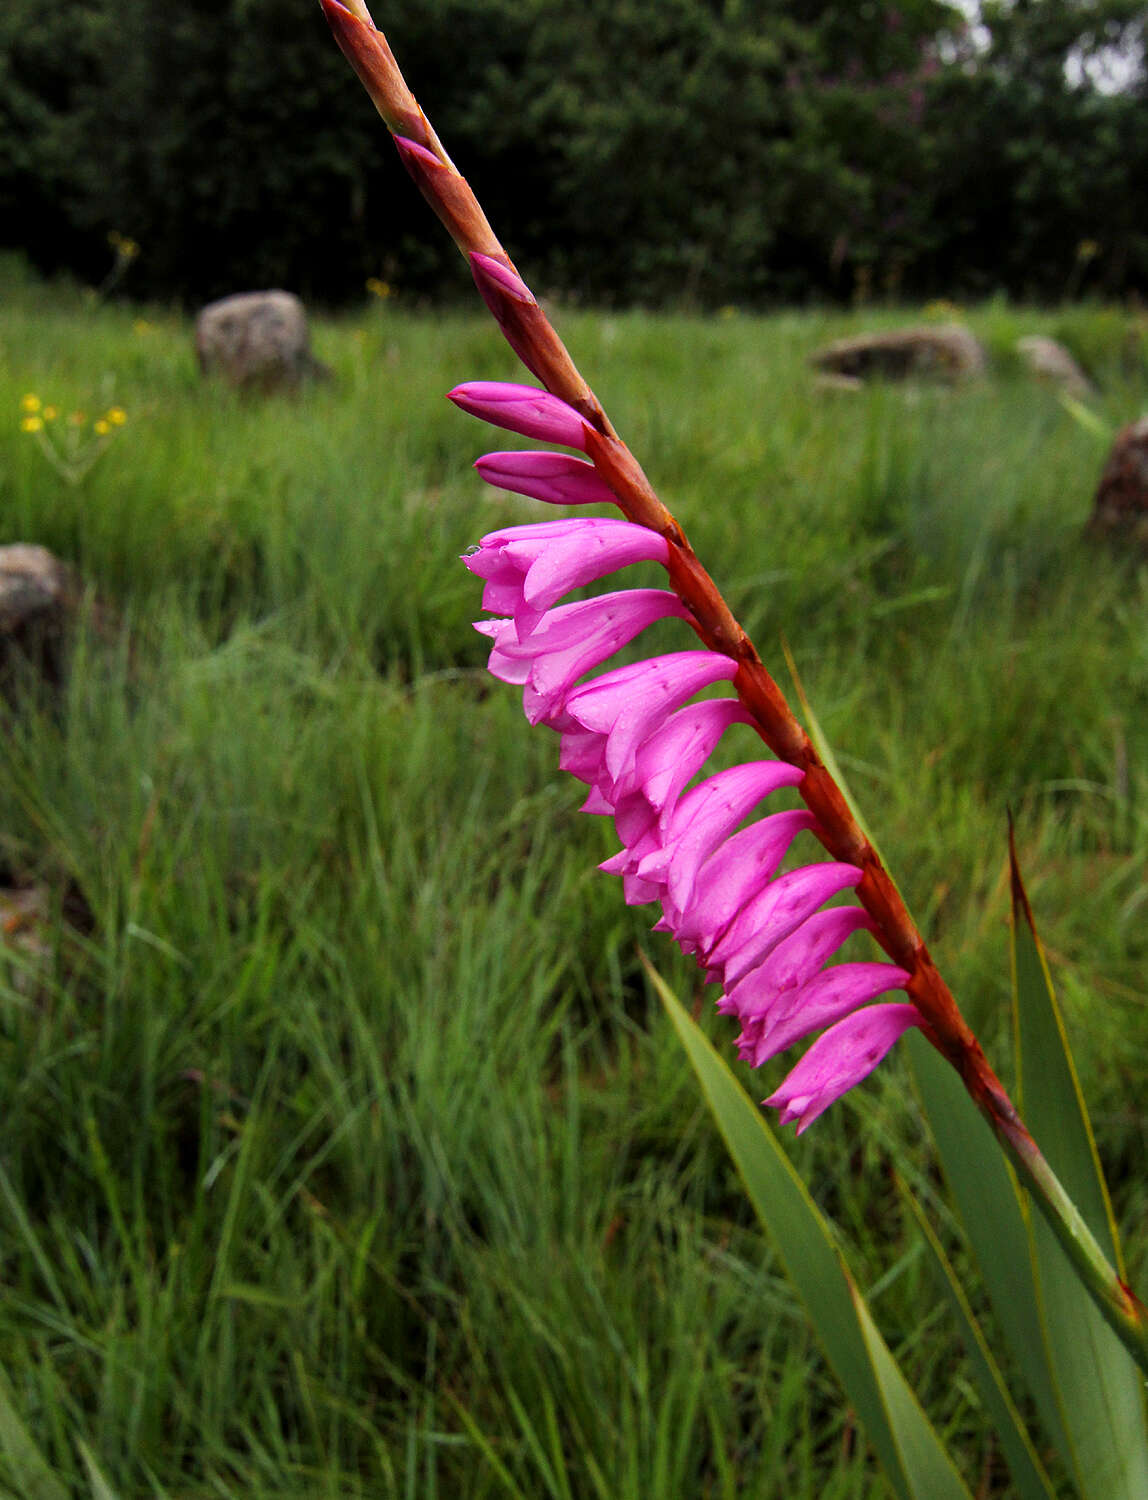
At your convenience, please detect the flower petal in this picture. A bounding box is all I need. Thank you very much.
[764,1002,923,1133]
[639,762,805,915]
[565,651,737,784]
[739,961,912,1066]
[624,698,751,811]
[717,905,873,1018]
[705,862,864,987]
[497,589,691,725]
[522,522,669,614]
[670,808,819,952]
[465,519,669,635]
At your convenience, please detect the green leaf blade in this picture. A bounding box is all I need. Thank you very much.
[907,1033,1071,1462]
[1010,842,1148,1500]
[903,1185,1057,1500]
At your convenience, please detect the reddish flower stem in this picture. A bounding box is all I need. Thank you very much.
[319,0,1148,1372]
[320,0,1027,1113]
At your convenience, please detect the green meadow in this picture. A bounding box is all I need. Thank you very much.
[1,265,1146,1496]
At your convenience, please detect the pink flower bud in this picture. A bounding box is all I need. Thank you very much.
[475,451,619,508]
[449,382,590,449]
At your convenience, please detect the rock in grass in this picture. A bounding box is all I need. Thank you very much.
[1089,415,1148,545]
[0,544,79,685]
[195,290,332,392]
[810,324,987,384]
[1015,335,1094,399]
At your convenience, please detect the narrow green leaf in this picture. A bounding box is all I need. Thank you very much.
[218,1282,309,1309]
[650,962,973,1500]
[849,1291,973,1500]
[903,1186,1057,1500]
[1010,841,1148,1500]
[907,1033,1071,1462]
[0,1378,69,1500]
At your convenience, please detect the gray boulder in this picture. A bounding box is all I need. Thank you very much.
[0,544,80,684]
[811,324,986,384]
[195,290,331,392]
[1015,335,1094,399]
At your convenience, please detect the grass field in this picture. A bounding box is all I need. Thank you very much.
[1,264,1146,1496]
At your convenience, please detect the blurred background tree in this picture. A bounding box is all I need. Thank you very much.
[0,0,1144,306]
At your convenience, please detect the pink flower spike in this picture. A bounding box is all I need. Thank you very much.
[740,961,912,1067]
[475,451,620,508]
[764,1003,924,1133]
[671,810,819,953]
[489,589,690,726]
[449,382,590,450]
[721,905,874,1021]
[638,762,805,913]
[705,862,864,987]
[565,651,738,784]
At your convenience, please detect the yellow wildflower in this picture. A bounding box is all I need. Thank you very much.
[106,407,127,425]
[21,416,43,433]
[366,277,392,300]
[20,394,41,413]
[94,419,110,436]
[108,230,140,260]
[43,406,58,421]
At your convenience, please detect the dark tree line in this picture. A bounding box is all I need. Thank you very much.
[1,0,1145,307]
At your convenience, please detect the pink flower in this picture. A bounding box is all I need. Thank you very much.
[562,651,738,785]
[717,906,873,1019]
[764,1004,923,1133]
[475,589,690,725]
[464,518,670,635]
[736,961,912,1066]
[669,810,822,953]
[702,862,865,987]
[634,760,805,907]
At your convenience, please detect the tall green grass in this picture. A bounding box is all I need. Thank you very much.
[0,273,1145,1494]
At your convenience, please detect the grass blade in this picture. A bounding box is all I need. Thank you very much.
[0,1377,69,1500]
